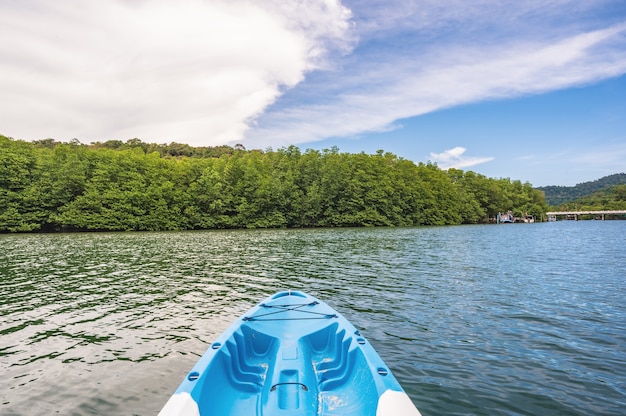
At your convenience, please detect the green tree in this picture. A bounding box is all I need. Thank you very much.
[0,137,551,232]
[0,137,45,231]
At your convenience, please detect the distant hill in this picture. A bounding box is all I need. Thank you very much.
[556,184,626,211]
[537,173,626,206]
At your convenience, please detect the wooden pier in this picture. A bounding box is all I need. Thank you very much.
[546,210,626,221]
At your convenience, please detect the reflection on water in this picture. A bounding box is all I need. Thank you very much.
[1,222,625,415]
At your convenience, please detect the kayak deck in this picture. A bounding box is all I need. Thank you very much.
[159,291,421,416]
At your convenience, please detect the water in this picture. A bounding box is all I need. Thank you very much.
[1,221,625,415]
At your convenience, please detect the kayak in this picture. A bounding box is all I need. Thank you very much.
[158,290,421,416]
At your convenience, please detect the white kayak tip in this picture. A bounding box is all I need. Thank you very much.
[158,392,200,416]
[377,390,422,416]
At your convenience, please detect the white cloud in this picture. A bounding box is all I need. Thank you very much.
[2,0,625,150]
[0,0,353,144]
[246,2,626,147]
[430,147,494,169]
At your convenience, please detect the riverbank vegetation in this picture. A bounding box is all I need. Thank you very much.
[538,173,626,206]
[551,184,626,212]
[0,136,548,232]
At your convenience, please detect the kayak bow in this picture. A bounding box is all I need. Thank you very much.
[159,290,421,416]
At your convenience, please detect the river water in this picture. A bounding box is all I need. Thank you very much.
[1,221,625,415]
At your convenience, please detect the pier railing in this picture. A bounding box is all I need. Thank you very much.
[546,210,626,221]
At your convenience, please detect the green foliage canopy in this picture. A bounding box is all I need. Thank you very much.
[554,184,626,212]
[538,173,626,206]
[0,136,549,232]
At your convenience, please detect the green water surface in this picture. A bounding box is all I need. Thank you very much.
[1,222,625,415]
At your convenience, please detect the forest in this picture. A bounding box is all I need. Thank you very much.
[0,135,548,232]
[538,173,626,206]
[552,184,626,212]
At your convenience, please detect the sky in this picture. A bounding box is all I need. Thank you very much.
[1,0,625,187]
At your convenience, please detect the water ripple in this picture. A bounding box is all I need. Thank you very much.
[1,222,625,415]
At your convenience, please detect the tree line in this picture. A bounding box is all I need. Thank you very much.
[537,173,626,206]
[0,136,548,232]
[553,184,626,213]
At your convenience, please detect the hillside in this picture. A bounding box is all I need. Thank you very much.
[537,173,626,206]
[555,184,626,211]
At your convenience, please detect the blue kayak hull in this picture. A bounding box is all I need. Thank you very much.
[159,291,421,416]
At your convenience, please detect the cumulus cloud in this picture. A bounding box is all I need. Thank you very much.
[430,147,494,169]
[0,0,353,144]
[2,0,625,150]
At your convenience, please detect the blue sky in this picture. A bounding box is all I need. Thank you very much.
[1,1,625,186]
[304,75,626,187]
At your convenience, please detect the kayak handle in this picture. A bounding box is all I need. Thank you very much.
[270,382,308,392]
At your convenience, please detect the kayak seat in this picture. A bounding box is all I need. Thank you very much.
[220,326,277,393]
[306,322,340,355]
[306,323,358,391]
[316,329,348,372]
[194,327,278,415]
[318,342,357,391]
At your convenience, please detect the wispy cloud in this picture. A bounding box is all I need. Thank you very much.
[569,141,626,168]
[246,1,626,147]
[0,0,353,144]
[430,147,494,169]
